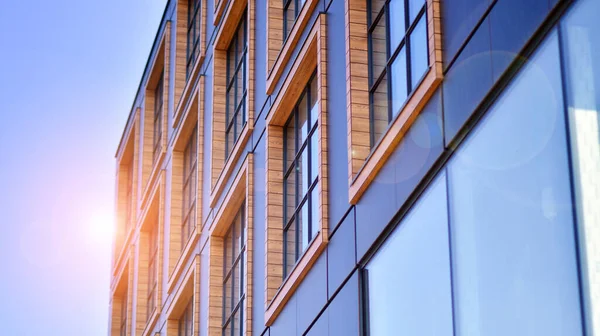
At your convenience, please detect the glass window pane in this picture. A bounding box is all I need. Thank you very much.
[223,274,232,319]
[285,170,296,223]
[284,220,297,277]
[370,17,387,85]
[448,32,583,336]
[297,93,309,144]
[408,0,424,23]
[561,1,600,326]
[310,184,319,240]
[371,73,389,145]
[410,15,428,88]
[232,307,241,336]
[310,77,318,127]
[369,0,386,25]
[236,65,245,109]
[299,147,308,197]
[367,173,453,336]
[223,320,231,336]
[233,260,241,305]
[391,47,407,117]
[389,0,406,51]
[309,131,318,184]
[300,201,309,251]
[285,115,296,166]
[285,3,295,38]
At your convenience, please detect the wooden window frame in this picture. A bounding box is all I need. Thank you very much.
[165,255,201,336]
[210,0,255,208]
[264,14,328,326]
[141,22,171,208]
[173,0,207,129]
[114,110,140,277]
[207,154,254,336]
[168,79,205,294]
[345,0,443,204]
[265,0,319,94]
[136,171,166,336]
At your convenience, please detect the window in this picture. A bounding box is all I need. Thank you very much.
[225,15,248,157]
[181,127,198,247]
[447,31,582,335]
[187,0,202,78]
[222,206,245,336]
[283,0,306,40]
[120,295,127,336]
[153,73,164,163]
[368,0,428,146]
[147,223,158,319]
[282,74,319,278]
[364,173,453,336]
[125,162,134,231]
[178,299,194,336]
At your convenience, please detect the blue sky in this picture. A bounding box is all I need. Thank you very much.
[0,1,166,334]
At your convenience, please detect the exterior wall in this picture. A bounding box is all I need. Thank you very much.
[108,0,596,335]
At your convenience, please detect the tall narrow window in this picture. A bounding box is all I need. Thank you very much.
[225,14,248,157]
[282,73,319,278]
[368,0,428,146]
[125,162,134,231]
[283,0,306,41]
[222,206,245,336]
[153,73,164,163]
[181,127,198,247]
[120,295,128,336]
[178,299,194,336]
[187,0,202,77]
[147,222,158,319]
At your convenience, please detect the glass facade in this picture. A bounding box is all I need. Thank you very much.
[365,20,587,336]
[282,74,319,278]
[225,14,248,157]
[367,0,428,147]
[222,206,246,336]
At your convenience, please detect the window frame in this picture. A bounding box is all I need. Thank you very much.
[146,221,159,320]
[264,15,328,326]
[186,0,202,79]
[152,72,164,164]
[225,14,249,157]
[282,73,319,277]
[345,0,443,204]
[221,206,246,336]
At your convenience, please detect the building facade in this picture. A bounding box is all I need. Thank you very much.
[108,0,600,334]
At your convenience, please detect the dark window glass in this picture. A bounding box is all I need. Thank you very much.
[225,14,248,157]
[365,173,453,336]
[181,127,198,248]
[283,0,307,41]
[222,206,245,336]
[283,74,319,278]
[187,0,202,78]
[368,0,428,147]
[448,31,583,336]
[120,294,127,336]
[147,221,159,319]
[153,73,164,163]
[441,0,490,67]
[178,299,194,336]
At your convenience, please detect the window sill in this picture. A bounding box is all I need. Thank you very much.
[167,224,200,294]
[349,68,442,204]
[265,0,320,95]
[265,231,327,325]
[209,123,252,208]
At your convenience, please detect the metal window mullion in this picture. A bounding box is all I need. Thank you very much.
[404,0,412,93]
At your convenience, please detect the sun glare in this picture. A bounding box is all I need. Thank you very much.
[89,212,115,244]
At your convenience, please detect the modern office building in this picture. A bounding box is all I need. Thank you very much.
[108,0,599,334]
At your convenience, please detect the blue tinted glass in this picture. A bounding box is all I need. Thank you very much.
[391,47,407,117]
[448,31,583,336]
[389,0,405,51]
[367,173,453,336]
[410,15,428,88]
[408,0,424,23]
